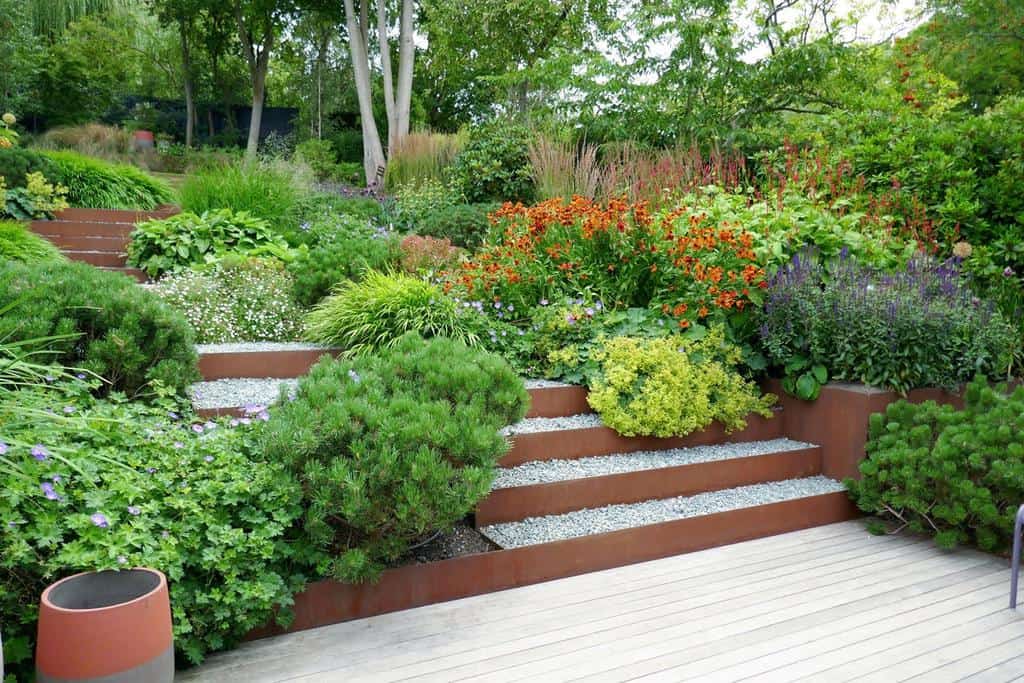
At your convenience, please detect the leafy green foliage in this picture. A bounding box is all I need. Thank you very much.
[0,147,54,188]
[413,202,498,249]
[258,333,528,582]
[151,257,306,343]
[448,120,535,203]
[0,381,311,675]
[304,270,483,354]
[0,259,199,398]
[41,150,174,209]
[128,209,292,277]
[587,327,775,437]
[847,377,1024,551]
[287,217,399,307]
[2,171,69,220]
[0,220,64,263]
[759,252,1018,395]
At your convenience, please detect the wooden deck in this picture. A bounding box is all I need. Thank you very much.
[178,521,1024,682]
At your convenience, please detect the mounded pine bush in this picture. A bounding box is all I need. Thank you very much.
[0,260,199,397]
[258,333,529,582]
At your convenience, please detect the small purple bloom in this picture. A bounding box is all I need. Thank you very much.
[31,444,49,461]
[203,421,216,431]
[566,314,576,325]
[146,467,157,474]
[1004,266,1016,278]
[494,301,502,309]
[0,441,7,455]
[191,424,204,434]
[40,482,60,501]
[44,375,55,383]
[167,411,180,421]
[161,530,170,539]
[204,455,214,463]
[539,299,549,306]
[242,404,266,416]
[117,556,127,565]
[229,418,240,427]
[595,301,604,310]
[585,307,595,317]
[63,406,75,414]
[300,221,311,232]
[348,369,361,383]
[127,506,141,516]
[90,513,109,528]
[239,417,252,426]
[51,474,62,482]
[257,411,270,422]
[507,304,514,312]
[76,373,86,380]
[172,441,184,449]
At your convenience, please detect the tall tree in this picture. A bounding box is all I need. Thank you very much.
[149,0,201,147]
[233,0,291,160]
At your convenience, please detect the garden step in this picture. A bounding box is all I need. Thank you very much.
[501,410,785,466]
[190,377,298,418]
[98,266,148,283]
[53,207,178,223]
[476,439,822,525]
[196,343,343,381]
[31,219,135,238]
[62,250,128,267]
[479,476,850,549]
[37,233,130,251]
[523,380,592,418]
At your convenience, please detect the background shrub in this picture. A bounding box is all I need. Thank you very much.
[128,209,291,277]
[328,129,363,163]
[448,120,535,203]
[384,131,465,191]
[0,383,310,674]
[0,259,199,397]
[0,221,65,263]
[587,327,775,437]
[413,202,497,249]
[848,378,1024,551]
[304,270,482,354]
[152,257,306,343]
[41,150,173,209]
[258,333,528,582]
[179,161,310,233]
[399,235,462,275]
[759,252,1018,396]
[0,148,54,188]
[295,139,339,181]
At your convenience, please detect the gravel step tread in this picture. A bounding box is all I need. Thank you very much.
[196,342,338,354]
[502,413,605,435]
[190,378,298,410]
[479,476,846,548]
[492,438,817,490]
[523,379,578,389]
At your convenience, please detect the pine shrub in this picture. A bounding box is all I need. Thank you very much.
[848,377,1024,551]
[258,333,528,582]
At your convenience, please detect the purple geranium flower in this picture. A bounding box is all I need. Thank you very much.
[242,404,266,416]
[172,441,184,449]
[40,482,60,501]
[51,474,62,482]
[1004,266,1016,278]
[63,406,75,414]
[0,441,7,455]
[191,424,204,434]
[204,455,214,463]
[348,369,361,383]
[127,506,141,516]
[539,299,549,306]
[90,513,109,529]
[203,421,217,431]
[75,373,86,380]
[167,411,180,421]
[229,418,240,427]
[257,411,270,422]
[31,444,49,461]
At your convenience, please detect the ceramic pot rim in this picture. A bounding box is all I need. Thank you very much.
[40,567,167,614]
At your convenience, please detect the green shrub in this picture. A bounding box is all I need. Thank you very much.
[179,160,309,233]
[295,139,339,181]
[0,382,310,675]
[847,378,1024,551]
[258,333,527,582]
[448,120,535,203]
[287,217,398,307]
[759,252,1018,396]
[0,260,199,397]
[304,270,482,354]
[0,220,64,262]
[414,202,498,249]
[387,179,460,232]
[127,209,292,277]
[152,257,306,343]
[588,327,775,437]
[283,194,385,246]
[328,129,363,163]
[2,171,70,220]
[41,150,173,209]
[0,147,54,188]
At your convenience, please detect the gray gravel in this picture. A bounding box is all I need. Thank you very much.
[502,413,604,436]
[190,378,298,410]
[196,342,336,354]
[524,379,576,389]
[480,476,846,548]
[492,438,816,489]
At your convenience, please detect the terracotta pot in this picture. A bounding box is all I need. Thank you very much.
[37,568,173,683]
[132,130,155,151]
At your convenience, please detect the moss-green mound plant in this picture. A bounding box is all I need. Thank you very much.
[587,326,776,437]
[41,150,173,209]
[847,377,1024,551]
[259,333,528,582]
[0,221,64,263]
[304,270,481,354]
[0,259,198,397]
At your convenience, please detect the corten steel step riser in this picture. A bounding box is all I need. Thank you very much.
[503,412,783,466]
[36,234,130,251]
[31,220,136,238]
[526,385,592,418]
[476,446,823,526]
[197,350,343,381]
[247,491,858,640]
[54,207,178,223]
[64,250,128,267]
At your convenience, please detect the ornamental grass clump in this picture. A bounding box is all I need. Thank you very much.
[0,220,64,263]
[305,270,482,354]
[758,250,1017,396]
[40,150,173,209]
[848,377,1024,551]
[587,326,775,437]
[258,333,528,582]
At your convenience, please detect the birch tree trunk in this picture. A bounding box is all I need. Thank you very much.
[179,20,195,149]
[377,0,397,155]
[394,0,414,143]
[234,8,273,161]
[343,0,386,186]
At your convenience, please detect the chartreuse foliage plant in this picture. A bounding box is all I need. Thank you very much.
[0,259,198,398]
[304,270,483,354]
[2,171,69,220]
[128,209,292,277]
[259,333,528,582]
[0,380,311,676]
[41,150,173,209]
[0,220,64,262]
[848,378,1024,552]
[587,326,775,438]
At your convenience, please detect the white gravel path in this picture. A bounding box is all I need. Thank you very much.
[480,476,846,548]
[190,378,298,410]
[492,438,815,489]
[502,413,604,435]
[196,342,336,354]
[523,379,577,389]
